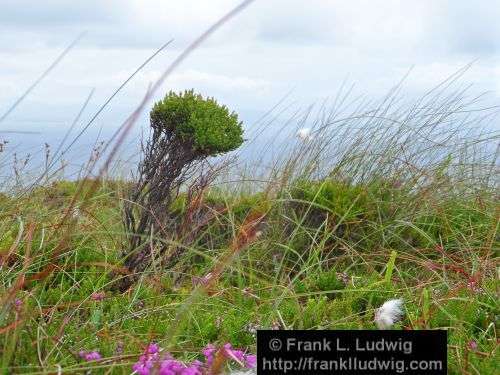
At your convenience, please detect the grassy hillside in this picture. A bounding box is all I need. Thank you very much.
[0,80,499,374]
[0,169,498,374]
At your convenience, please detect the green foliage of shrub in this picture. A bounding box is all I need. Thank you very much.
[287,179,399,247]
[166,190,266,256]
[313,270,345,293]
[411,196,497,248]
[327,298,358,327]
[430,288,497,333]
[301,296,330,328]
[290,178,402,221]
[47,180,79,197]
[150,90,244,155]
[284,179,402,259]
[292,269,345,299]
[178,297,256,348]
[291,179,370,222]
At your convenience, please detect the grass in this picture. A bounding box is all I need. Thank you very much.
[0,140,498,374]
[0,50,498,374]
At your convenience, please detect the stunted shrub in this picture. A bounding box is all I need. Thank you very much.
[122,90,243,282]
[150,90,243,155]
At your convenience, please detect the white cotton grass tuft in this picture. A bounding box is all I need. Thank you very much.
[296,127,314,141]
[374,298,404,329]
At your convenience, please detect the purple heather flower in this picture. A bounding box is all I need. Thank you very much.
[223,343,245,364]
[466,280,483,294]
[147,343,160,354]
[79,350,102,361]
[86,351,102,361]
[115,341,124,355]
[13,298,23,312]
[159,359,185,375]
[132,342,255,374]
[245,354,257,368]
[468,340,478,351]
[181,359,203,375]
[202,344,217,366]
[91,292,105,301]
[132,343,162,375]
[180,365,202,375]
[190,360,203,368]
[133,361,153,375]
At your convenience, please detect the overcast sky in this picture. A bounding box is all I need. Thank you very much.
[0,0,499,169]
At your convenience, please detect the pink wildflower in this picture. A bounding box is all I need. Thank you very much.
[466,280,483,294]
[115,341,124,355]
[132,342,255,374]
[13,298,23,312]
[180,364,202,375]
[132,343,161,375]
[91,292,105,301]
[223,343,245,364]
[222,343,257,368]
[159,359,185,375]
[468,340,478,351]
[202,344,217,366]
[133,360,153,375]
[79,350,102,361]
[245,354,257,368]
[147,343,160,354]
[181,360,203,375]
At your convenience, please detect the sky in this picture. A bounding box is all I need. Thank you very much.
[0,0,499,174]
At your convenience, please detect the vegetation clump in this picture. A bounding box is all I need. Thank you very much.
[122,90,244,284]
[150,90,243,155]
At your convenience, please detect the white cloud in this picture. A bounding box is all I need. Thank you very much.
[0,0,498,131]
[168,69,271,92]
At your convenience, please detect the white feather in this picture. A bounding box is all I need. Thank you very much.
[374,298,404,329]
